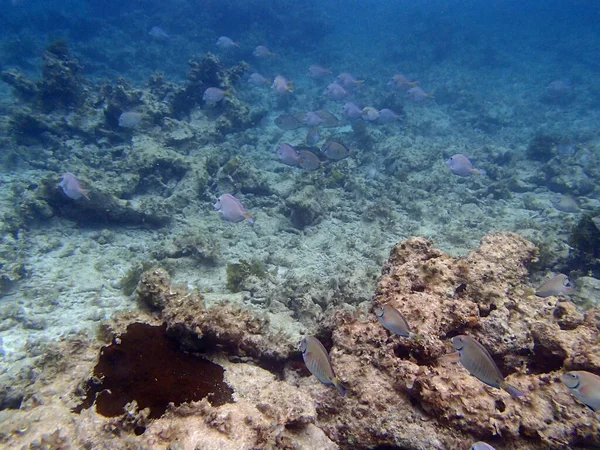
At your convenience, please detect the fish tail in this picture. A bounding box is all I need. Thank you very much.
[501,381,525,398]
[427,92,435,98]
[81,189,90,201]
[524,287,535,297]
[333,378,346,397]
[358,80,365,83]
[411,81,419,86]
[245,212,254,224]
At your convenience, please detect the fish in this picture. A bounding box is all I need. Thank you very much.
[58,172,89,201]
[253,45,274,58]
[321,140,350,160]
[203,87,228,105]
[314,110,341,128]
[550,194,579,213]
[118,111,143,129]
[213,194,254,224]
[303,112,322,127]
[342,102,362,120]
[361,106,379,122]
[450,335,524,398]
[323,82,349,101]
[272,75,293,95]
[378,108,401,123]
[276,143,300,167]
[274,114,303,130]
[375,304,422,340]
[471,443,496,450]
[406,86,433,102]
[446,154,485,177]
[336,72,364,90]
[216,36,239,49]
[535,273,574,298]
[248,73,270,86]
[308,65,331,78]
[306,127,320,146]
[388,74,418,90]
[561,370,600,417]
[297,150,321,171]
[300,336,346,397]
[149,26,169,40]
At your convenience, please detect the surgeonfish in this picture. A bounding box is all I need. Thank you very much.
[308,65,331,78]
[118,111,143,128]
[323,82,349,100]
[471,443,496,450]
[253,45,274,58]
[321,140,350,160]
[300,336,346,397]
[213,194,254,224]
[375,304,423,340]
[272,75,293,95]
[248,73,270,86]
[406,85,433,101]
[361,106,379,122]
[276,143,300,167]
[306,126,320,146]
[561,370,600,417]
[550,194,580,213]
[388,74,418,90]
[297,150,321,171]
[342,102,362,120]
[303,112,322,127]
[450,335,524,398]
[274,114,304,130]
[446,154,485,177]
[58,172,89,201]
[535,273,574,298]
[378,108,401,124]
[336,72,364,90]
[216,36,239,49]
[203,87,228,105]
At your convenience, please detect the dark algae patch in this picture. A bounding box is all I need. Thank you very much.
[75,323,233,419]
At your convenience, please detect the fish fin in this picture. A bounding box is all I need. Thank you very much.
[333,378,347,397]
[439,351,460,363]
[501,381,525,398]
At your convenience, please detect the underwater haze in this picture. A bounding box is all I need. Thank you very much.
[1,0,600,448]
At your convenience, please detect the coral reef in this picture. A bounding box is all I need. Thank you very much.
[0,233,599,449]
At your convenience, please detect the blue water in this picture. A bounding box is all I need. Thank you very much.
[1,0,600,447]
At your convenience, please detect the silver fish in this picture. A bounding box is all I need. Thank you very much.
[535,274,574,298]
[551,194,579,213]
[471,443,496,450]
[297,150,320,171]
[451,335,524,398]
[306,126,320,146]
[561,370,600,415]
[300,336,346,397]
[375,304,422,340]
[321,140,350,160]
